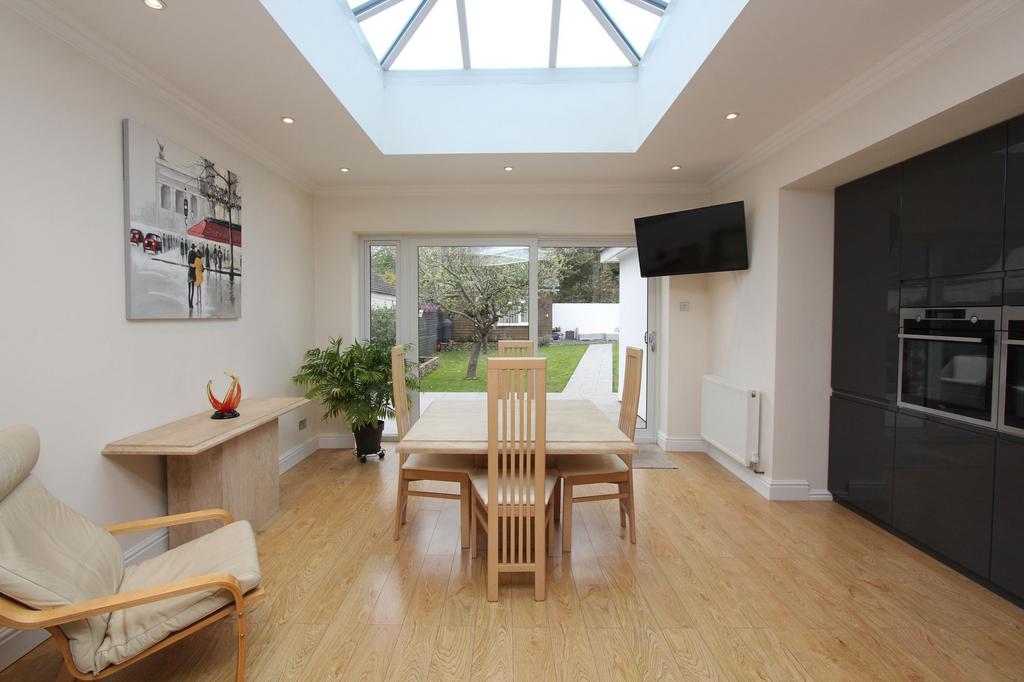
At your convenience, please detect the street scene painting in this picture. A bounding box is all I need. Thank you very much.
[123,119,242,319]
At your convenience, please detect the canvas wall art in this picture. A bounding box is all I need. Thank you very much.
[123,119,242,319]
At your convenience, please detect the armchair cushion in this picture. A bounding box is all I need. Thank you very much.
[0,477,124,676]
[93,520,261,672]
[0,424,38,500]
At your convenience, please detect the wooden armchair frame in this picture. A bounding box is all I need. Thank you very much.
[0,509,265,682]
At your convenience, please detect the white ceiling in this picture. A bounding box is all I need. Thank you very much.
[47,0,968,189]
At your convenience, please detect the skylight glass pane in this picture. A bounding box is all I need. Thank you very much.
[557,0,630,68]
[602,0,661,56]
[359,0,417,60]
[465,0,551,69]
[390,0,463,70]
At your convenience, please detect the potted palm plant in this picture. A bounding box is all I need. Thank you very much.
[293,337,417,462]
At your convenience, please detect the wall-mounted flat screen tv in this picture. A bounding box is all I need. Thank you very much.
[634,201,749,277]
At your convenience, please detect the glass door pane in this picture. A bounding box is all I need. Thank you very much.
[416,245,530,411]
[538,246,647,430]
[369,244,398,344]
[367,243,399,436]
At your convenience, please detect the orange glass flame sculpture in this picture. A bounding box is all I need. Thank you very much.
[207,373,242,420]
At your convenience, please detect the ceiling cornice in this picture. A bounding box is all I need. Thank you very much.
[708,0,1020,192]
[1,0,316,193]
[314,181,711,198]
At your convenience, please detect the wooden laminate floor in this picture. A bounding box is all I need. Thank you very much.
[4,446,1024,681]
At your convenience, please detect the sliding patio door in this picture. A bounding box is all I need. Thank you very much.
[362,237,658,442]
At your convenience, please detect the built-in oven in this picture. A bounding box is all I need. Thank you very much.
[999,307,1024,437]
[897,307,1001,429]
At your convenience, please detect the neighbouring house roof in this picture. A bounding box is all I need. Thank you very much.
[371,271,396,296]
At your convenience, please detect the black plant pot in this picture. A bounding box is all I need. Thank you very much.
[353,420,385,462]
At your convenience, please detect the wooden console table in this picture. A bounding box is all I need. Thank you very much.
[103,397,309,547]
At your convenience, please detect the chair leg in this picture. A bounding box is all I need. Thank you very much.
[618,482,627,528]
[535,518,546,601]
[235,610,248,682]
[470,506,478,559]
[487,517,498,602]
[547,505,554,557]
[627,470,637,545]
[460,480,471,549]
[553,478,562,525]
[400,478,411,524]
[562,480,573,553]
[393,472,405,541]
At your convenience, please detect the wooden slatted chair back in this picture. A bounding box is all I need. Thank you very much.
[391,345,412,441]
[486,357,547,574]
[497,340,536,356]
[618,346,644,441]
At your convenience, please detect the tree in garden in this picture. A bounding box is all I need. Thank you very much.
[419,247,563,380]
[542,247,619,303]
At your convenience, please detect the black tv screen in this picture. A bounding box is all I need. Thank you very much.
[634,201,749,277]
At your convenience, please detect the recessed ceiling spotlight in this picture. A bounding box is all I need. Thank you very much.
[725,112,740,120]
[503,166,514,172]
[671,165,681,171]
[143,0,166,9]
[281,116,295,125]
[339,167,350,173]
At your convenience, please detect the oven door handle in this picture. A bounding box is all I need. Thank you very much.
[898,333,984,343]
[1005,339,1024,347]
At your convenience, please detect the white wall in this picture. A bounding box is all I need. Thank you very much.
[552,303,620,336]
[0,5,317,661]
[658,274,711,450]
[772,189,834,494]
[617,251,648,421]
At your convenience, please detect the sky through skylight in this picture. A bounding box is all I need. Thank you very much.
[346,0,669,70]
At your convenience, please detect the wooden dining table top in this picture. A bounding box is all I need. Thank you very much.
[394,398,638,456]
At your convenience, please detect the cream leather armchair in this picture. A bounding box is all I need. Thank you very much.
[0,425,265,681]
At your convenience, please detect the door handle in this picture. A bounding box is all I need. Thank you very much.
[648,331,657,352]
[898,333,983,344]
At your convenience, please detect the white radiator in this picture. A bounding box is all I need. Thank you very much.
[700,375,761,467]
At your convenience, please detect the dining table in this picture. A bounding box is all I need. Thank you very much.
[394,398,638,461]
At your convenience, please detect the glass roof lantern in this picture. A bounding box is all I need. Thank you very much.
[347,0,670,70]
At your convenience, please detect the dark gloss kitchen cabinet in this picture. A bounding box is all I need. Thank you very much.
[893,413,994,578]
[832,165,901,403]
[900,123,1006,280]
[828,395,895,524]
[1006,115,1024,271]
[991,438,1024,600]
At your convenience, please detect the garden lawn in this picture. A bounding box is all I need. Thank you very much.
[420,344,589,393]
[612,341,619,393]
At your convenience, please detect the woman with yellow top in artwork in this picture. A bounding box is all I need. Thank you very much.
[193,250,204,308]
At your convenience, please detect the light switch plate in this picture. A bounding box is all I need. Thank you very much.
[679,301,690,312]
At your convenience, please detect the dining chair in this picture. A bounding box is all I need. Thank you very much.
[469,357,557,601]
[0,424,264,682]
[392,346,474,548]
[497,339,536,356]
[559,346,643,552]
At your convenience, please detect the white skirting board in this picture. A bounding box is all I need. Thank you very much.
[659,433,832,502]
[317,432,357,450]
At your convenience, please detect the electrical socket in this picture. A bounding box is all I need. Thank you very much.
[679,301,690,312]
[298,418,307,432]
